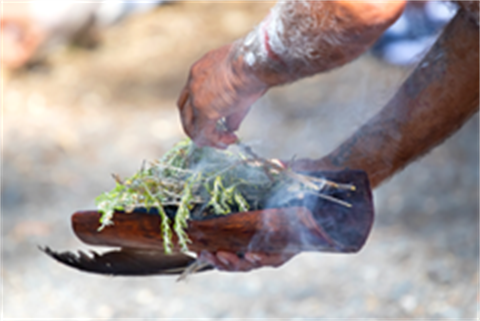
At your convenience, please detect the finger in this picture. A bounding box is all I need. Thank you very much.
[244,253,263,265]
[190,117,221,148]
[197,251,238,271]
[216,251,255,272]
[215,129,238,148]
[177,87,190,110]
[200,251,282,272]
[225,106,251,132]
[177,92,220,147]
[215,251,240,270]
[178,97,195,140]
[197,251,222,266]
[180,95,237,148]
[245,252,295,268]
[197,251,235,271]
[193,117,238,149]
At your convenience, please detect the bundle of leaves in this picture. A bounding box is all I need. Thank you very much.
[96,139,353,254]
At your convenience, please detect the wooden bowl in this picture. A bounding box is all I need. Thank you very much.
[43,170,374,276]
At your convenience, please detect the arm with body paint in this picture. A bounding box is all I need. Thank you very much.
[290,6,479,188]
[197,5,479,272]
[177,0,406,148]
[177,0,406,272]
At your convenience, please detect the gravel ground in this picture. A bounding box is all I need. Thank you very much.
[2,3,478,319]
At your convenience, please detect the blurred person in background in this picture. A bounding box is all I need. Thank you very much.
[177,0,478,271]
[372,1,456,65]
[1,1,164,69]
[1,1,453,70]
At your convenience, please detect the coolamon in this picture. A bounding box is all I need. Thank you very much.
[44,170,374,275]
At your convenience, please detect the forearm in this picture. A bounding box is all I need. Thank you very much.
[177,0,406,148]
[232,0,406,86]
[315,8,479,188]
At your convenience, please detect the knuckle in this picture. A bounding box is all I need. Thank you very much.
[190,60,205,76]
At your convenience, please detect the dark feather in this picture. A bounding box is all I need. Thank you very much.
[40,246,212,276]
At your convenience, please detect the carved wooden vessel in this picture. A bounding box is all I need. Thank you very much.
[43,170,374,276]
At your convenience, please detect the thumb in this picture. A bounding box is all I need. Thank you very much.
[225,106,251,132]
[225,86,268,131]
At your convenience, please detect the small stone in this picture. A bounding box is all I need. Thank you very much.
[400,295,417,313]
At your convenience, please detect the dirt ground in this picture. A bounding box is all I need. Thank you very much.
[2,2,478,319]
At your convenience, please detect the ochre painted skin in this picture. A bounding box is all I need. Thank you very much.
[238,0,407,85]
[1,3,46,69]
[178,2,479,271]
[293,8,479,188]
[178,1,406,148]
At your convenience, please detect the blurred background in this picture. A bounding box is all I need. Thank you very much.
[2,1,478,319]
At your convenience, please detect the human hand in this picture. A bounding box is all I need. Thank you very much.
[191,157,340,272]
[177,43,268,149]
[1,3,45,69]
[198,250,296,272]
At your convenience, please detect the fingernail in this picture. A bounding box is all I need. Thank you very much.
[245,253,261,264]
[217,254,231,267]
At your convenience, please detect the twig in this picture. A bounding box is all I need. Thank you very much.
[237,142,355,205]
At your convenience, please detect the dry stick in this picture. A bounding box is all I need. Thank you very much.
[237,143,354,207]
[111,173,124,185]
[304,191,352,208]
[238,143,354,190]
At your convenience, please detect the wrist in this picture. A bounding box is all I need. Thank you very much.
[233,1,407,88]
[232,20,292,88]
[228,41,272,94]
